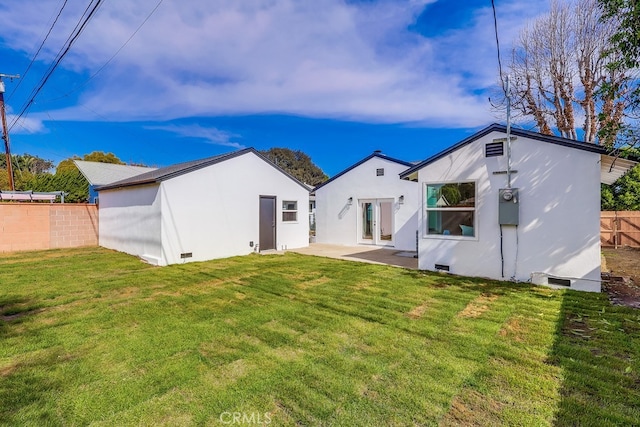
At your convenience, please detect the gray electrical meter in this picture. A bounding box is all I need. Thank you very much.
[499,188,519,225]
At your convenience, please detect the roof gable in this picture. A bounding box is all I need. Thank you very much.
[97,148,309,191]
[399,123,608,179]
[314,153,413,191]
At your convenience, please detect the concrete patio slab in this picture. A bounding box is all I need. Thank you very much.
[289,243,418,269]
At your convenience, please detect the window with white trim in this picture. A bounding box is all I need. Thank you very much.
[282,200,298,222]
[425,182,475,237]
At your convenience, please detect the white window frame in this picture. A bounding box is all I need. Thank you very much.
[424,181,477,240]
[282,200,298,223]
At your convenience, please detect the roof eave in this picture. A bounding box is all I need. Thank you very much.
[96,179,160,191]
[314,153,413,191]
[399,123,609,179]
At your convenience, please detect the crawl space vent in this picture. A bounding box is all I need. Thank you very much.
[434,264,450,272]
[548,277,571,287]
[485,142,504,157]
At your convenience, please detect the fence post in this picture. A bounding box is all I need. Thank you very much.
[614,211,618,249]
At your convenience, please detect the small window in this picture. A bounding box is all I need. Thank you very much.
[376,168,384,176]
[425,182,476,238]
[485,142,504,157]
[282,200,298,222]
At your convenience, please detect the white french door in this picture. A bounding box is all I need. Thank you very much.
[359,199,394,246]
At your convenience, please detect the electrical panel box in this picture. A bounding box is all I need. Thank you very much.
[499,188,519,225]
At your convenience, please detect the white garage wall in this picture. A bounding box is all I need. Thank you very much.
[417,131,601,292]
[159,152,309,265]
[316,156,418,251]
[98,184,163,264]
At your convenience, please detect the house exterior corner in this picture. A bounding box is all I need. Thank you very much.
[414,129,602,292]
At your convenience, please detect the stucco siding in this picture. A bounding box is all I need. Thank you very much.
[316,157,418,251]
[417,130,601,292]
[98,184,163,264]
[159,152,309,265]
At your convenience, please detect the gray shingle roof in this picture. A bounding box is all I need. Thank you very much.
[96,148,309,191]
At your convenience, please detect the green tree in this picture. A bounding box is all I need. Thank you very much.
[0,154,54,191]
[0,153,54,175]
[598,0,640,147]
[602,165,640,210]
[28,169,89,203]
[260,148,327,187]
[46,151,127,201]
[56,156,82,174]
[56,151,125,174]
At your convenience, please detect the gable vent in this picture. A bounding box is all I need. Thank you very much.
[376,168,384,176]
[485,142,504,157]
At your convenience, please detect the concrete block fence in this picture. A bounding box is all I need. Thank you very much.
[0,204,98,253]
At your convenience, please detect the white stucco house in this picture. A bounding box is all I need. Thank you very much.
[314,151,418,251]
[400,124,636,292]
[97,148,310,266]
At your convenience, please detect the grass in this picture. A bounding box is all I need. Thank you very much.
[0,248,638,426]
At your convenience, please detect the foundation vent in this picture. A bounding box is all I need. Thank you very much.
[435,264,450,272]
[548,277,571,287]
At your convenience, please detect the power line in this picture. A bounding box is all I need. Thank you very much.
[7,0,69,102]
[44,0,165,104]
[491,0,506,94]
[8,0,105,133]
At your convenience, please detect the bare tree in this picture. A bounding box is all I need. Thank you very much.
[505,0,626,144]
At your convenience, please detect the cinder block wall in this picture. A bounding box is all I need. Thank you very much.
[0,204,98,253]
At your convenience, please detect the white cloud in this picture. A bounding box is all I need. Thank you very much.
[0,0,549,127]
[145,124,244,148]
[7,115,46,134]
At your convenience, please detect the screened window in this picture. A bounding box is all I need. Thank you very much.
[425,182,476,237]
[282,200,298,222]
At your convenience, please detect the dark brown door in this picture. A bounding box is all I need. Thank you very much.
[259,196,276,251]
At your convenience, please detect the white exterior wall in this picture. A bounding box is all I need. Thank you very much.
[417,131,602,292]
[158,152,309,265]
[99,184,163,264]
[316,157,419,251]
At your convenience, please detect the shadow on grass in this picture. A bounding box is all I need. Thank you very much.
[550,290,640,425]
[0,297,43,336]
[0,349,66,425]
[0,297,66,425]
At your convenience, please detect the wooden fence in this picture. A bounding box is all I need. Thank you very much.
[601,211,640,248]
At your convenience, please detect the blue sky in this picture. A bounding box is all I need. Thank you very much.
[0,0,549,176]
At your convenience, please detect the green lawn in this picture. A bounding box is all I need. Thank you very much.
[0,248,638,426]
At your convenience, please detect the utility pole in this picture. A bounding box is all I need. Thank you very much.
[0,73,20,191]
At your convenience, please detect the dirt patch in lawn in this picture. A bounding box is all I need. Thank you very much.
[440,389,502,426]
[406,302,429,319]
[602,247,640,309]
[458,293,499,318]
[498,316,525,342]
